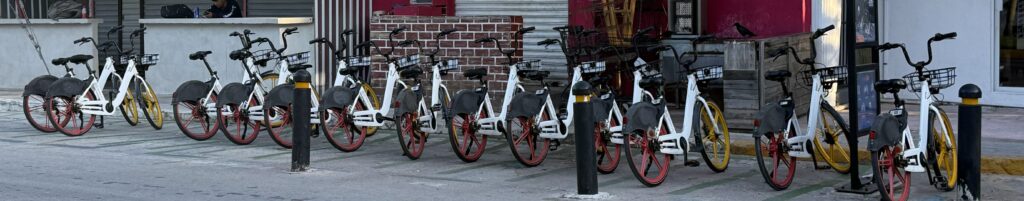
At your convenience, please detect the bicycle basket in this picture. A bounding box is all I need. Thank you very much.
[515,60,543,71]
[799,65,848,86]
[396,54,421,70]
[902,67,956,92]
[438,59,459,71]
[346,56,371,67]
[119,54,160,66]
[692,65,723,81]
[250,49,275,64]
[580,61,607,74]
[640,65,662,79]
[284,51,310,65]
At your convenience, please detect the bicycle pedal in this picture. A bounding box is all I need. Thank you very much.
[94,123,104,129]
[549,140,561,151]
[684,160,700,167]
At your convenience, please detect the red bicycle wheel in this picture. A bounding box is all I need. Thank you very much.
[47,92,96,137]
[173,98,219,141]
[397,112,427,160]
[265,105,294,148]
[754,130,797,190]
[218,97,260,145]
[623,126,671,187]
[596,118,621,174]
[872,145,911,201]
[448,112,488,163]
[505,115,551,167]
[322,104,366,152]
[24,94,58,132]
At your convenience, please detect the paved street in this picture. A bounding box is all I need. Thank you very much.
[0,109,1022,201]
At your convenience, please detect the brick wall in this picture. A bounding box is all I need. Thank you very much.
[368,15,523,97]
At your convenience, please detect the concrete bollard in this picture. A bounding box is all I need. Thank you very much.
[958,84,982,200]
[291,69,312,172]
[572,82,597,195]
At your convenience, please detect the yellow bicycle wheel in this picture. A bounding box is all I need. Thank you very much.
[119,88,140,126]
[261,73,280,93]
[362,83,381,136]
[814,104,851,174]
[697,101,730,172]
[930,109,958,191]
[138,79,163,129]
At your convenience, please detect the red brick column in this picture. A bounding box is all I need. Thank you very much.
[368,15,523,96]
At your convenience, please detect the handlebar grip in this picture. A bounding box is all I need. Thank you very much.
[97,41,115,50]
[438,29,458,38]
[878,43,901,51]
[341,29,355,35]
[355,41,373,49]
[390,27,407,36]
[812,25,835,39]
[251,37,270,43]
[284,27,299,35]
[932,32,958,41]
[229,31,241,37]
[517,27,536,35]
[553,25,570,31]
[130,27,147,36]
[309,38,328,44]
[74,37,92,44]
[537,39,559,46]
[398,40,416,47]
[243,29,254,35]
[108,25,124,34]
[637,26,655,35]
[474,37,497,43]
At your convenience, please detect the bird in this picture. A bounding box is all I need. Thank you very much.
[734,23,757,38]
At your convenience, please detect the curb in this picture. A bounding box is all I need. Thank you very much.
[728,137,1024,176]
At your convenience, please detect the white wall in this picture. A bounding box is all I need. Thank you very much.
[813,0,843,104]
[882,0,1013,106]
[0,19,101,90]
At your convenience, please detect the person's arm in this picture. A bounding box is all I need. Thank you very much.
[225,0,242,18]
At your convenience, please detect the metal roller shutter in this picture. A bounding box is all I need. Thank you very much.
[143,0,313,18]
[457,0,569,79]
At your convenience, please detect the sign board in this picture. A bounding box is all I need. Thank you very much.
[856,0,879,45]
[855,64,880,134]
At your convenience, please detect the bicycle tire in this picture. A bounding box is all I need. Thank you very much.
[927,108,957,191]
[696,101,730,173]
[814,103,852,174]
[47,92,97,136]
[754,129,796,191]
[872,145,911,201]
[173,98,219,141]
[136,78,163,130]
[623,127,671,187]
[24,94,58,132]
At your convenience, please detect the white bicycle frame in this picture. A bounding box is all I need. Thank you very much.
[351,61,409,127]
[416,62,453,133]
[655,73,720,155]
[893,79,954,173]
[470,63,526,136]
[78,57,149,116]
[537,63,624,140]
[609,58,659,143]
[199,75,225,118]
[224,57,277,121]
[779,73,828,158]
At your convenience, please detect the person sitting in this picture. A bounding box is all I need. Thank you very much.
[203,0,242,18]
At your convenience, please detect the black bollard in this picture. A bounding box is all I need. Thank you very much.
[958,84,982,200]
[291,69,312,172]
[572,82,597,195]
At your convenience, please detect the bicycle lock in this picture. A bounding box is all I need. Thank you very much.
[291,69,312,172]
[572,81,598,195]
[958,84,982,200]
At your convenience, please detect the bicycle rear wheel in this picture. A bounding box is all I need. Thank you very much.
[397,112,427,160]
[506,115,551,167]
[696,101,730,172]
[927,109,957,191]
[24,94,57,132]
[596,117,621,174]
[322,104,367,152]
[136,78,163,130]
[814,103,852,174]
[173,98,219,141]
[623,126,671,187]
[754,129,796,191]
[448,112,488,163]
[46,92,97,137]
[872,145,911,201]
[265,104,294,148]
[218,97,260,145]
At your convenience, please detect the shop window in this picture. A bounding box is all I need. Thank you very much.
[411,0,431,4]
[1001,0,1024,87]
[670,0,702,35]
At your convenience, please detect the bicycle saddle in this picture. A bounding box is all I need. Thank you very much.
[67,54,94,64]
[588,76,609,86]
[874,79,907,94]
[639,77,664,89]
[765,70,792,82]
[229,49,251,61]
[288,64,312,73]
[189,51,213,60]
[464,67,487,80]
[338,67,360,76]
[519,70,550,81]
[51,57,69,66]
[400,67,423,79]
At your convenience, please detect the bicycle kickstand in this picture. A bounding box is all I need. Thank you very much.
[809,146,829,170]
[683,144,700,167]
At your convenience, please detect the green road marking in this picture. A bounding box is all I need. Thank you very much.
[763,179,843,201]
[46,131,146,142]
[0,138,27,143]
[505,166,574,182]
[437,160,514,175]
[146,140,217,150]
[668,170,758,195]
[597,174,635,188]
[145,144,219,155]
[10,132,54,138]
[394,173,482,184]
[94,136,181,147]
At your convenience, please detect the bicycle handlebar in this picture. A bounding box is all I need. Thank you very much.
[881,32,957,71]
[283,27,299,35]
[517,27,536,35]
[812,25,835,39]
[438,29,458,38]
[932,32,957,42]
[538,39,560,47]
[108,25,124,35]
[129,27,147,38]
[391,27,407,36]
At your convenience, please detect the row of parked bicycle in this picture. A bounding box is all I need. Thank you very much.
[20,24,959,201]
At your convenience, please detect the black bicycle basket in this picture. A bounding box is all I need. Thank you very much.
[396,54,421,70]
[283,51,310,65]
[345,56,372,67]
[799,65,848,86]
[692,65,723,81]
[902,67,956,92]
[580,61,607,74]
[250,49,276,66]
[437,59,459,71]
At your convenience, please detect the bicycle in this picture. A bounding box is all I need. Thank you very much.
[313,30,385,152]
[23,29,130,133]
[752,25,853,190]
[317,27,420,153]
[870,32,959,201]
[620,34,731,187]
[445,27,536,163]
[215,28,297,145]
[44,26,163,136]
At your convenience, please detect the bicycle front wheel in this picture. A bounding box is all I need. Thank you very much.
[813,103,851,174]
[696,101,730,173]
[119,87,140,126]
[136,78,163,130]
[623,126,671,187]
[362,83,381,136]
[928,109,957,191]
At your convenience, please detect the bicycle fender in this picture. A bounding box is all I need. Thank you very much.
[321,85,357,110]
[266,84,295,108]
[217,82,254,108]
[23,75,58,96]
[506,92,547,121]
[393,89,419,117]
[623,101,664,134]
[752,102,790,138]
[590,93,615,121]
[172,80,211,104]
[868,113,905,151]
[449,89,485,115]
[45,77,87,98]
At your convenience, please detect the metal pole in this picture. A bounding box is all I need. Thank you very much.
[291,69,312,172]
[836,0,876,194]
[572,82,597,195]
[958,84,982,200]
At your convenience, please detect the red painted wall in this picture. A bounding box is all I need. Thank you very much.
[373,0,410,13]
[706,0,810,38]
